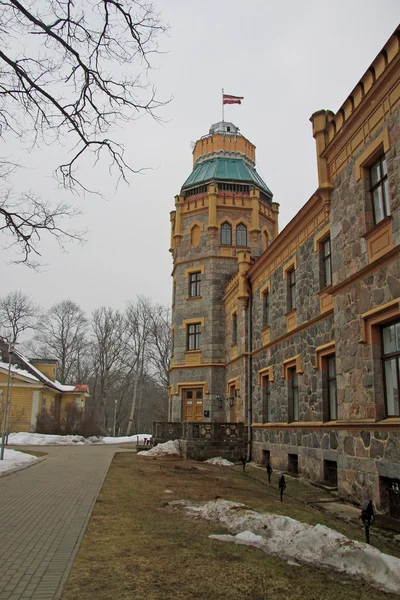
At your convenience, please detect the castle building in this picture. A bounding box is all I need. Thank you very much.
[167,27,400,516]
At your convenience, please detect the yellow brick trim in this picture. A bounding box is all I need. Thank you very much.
[361,298,400,344]
[184,265,205,278]
[259,280,271,299]
[181,317,205,329]
[168,385,173,397]
[231,307,238,317]
[258,366,274,385]
[188,219,204,232]
[176,381,208,395]
[355,128,390,181]
[313,224,331,251]
[226,377,239,393]
[314,342,335,370]
[282,255,297,279]
[282,355,303,379]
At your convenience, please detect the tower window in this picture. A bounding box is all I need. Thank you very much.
[326,355,337,420]
[189,272,201,297]
[288,368,299,422]
[221,222,232,245]
[236,223,247,247]
[370,155,390,225]
[187,323,201,351]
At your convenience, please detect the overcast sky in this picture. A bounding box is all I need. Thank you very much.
[1,1,399,316]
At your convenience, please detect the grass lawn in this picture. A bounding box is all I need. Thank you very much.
[62,453,400,600]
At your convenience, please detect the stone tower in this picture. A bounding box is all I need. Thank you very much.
[169,121,278,423]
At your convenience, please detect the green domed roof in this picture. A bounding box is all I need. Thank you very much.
[181,157,272,196]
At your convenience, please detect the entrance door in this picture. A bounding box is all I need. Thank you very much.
[229,384,237,422]
[183,389,203,421]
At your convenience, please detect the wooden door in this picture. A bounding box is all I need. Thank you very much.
[183,389,203,421]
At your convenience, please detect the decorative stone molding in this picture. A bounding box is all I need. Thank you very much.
[282,255,297,279]
[184,265,205,278]
[261,326,270,346]
[226,377,239,393]
[257,366,274,385]
[355,128,390,180]
[364,217,393,263]
[185,350,202,365]
[259,280,271,299]
[360,299,400,344]
[181,317,205,329]
[286,309,297,332]
[313,224,330,251]
[176,381,208,395]
[314,342,335,370]
[282,355,303,379]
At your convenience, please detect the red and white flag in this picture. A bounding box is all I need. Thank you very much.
[223,94,244,105]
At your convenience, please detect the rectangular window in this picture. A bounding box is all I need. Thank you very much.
[289,368,299,421]
[262,377,271,422]
[232,313,238,344]
[263,291,270,328]
[187,323,201,351]
[370,155,390,225]
[327,355,337,420]
[189,272,201,297]
[382,321,400,417]
[288,269,296,311]
[323,238,332,287]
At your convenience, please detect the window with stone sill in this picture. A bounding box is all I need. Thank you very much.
[221,221,232,246]
[321,237,332,288]
[381,320,400,417]
[323,354,337,421]
[236,223,247,247]
[261,375,272,422]
[189,271,201,297]
[288,367,299,422]
[232,313,238,345]
[287,268,296,312]
[370,155,390,225]
[263,290,270,328]
[187,323,201,351]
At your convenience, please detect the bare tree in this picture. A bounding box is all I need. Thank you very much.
[0,289,41,342]
[125,296,153,435]
[90,306,126,429]
[148,304,171,391]
[33,299,88,383]
[0,0,167,263]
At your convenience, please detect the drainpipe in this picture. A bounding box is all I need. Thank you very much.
[246,290,253,463]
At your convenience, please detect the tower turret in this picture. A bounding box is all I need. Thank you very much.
[169,123,278,423]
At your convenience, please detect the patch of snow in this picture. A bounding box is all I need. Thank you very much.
[173,499,400,595]
[0,362,39,382]
[164,490,174,494]
[0,449,39,474]
[205,457,234,467]
[8,432,87,445]
[138,439,181,457]
[8,432,153,446]
[102,434,152,445]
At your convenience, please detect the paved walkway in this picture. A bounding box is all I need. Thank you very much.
[0,444,129,600]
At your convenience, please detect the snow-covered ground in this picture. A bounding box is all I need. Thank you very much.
[0,448,39,475]
[137,439,181,457]
[205,457,234,467]
[170,499,400,595]
[8,432,152,446]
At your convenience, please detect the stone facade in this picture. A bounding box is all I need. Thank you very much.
[167,30,400,514]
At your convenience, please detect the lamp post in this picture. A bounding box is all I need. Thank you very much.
[113,399,118,437]
[1,341,13,460]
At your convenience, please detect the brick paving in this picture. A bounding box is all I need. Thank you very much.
[0,445,126,600]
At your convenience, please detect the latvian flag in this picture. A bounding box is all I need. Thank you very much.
[223,94,244,105]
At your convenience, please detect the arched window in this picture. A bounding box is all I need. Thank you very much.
[236,223,247,247]
[221,222,232,245]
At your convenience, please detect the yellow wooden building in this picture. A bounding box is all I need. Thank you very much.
[0,345,88,433]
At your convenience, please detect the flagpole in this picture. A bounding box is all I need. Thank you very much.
[222,88,224,122]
